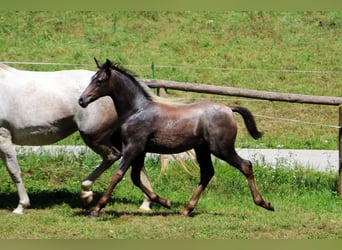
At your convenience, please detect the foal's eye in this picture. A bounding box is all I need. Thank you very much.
[96,79,103,86]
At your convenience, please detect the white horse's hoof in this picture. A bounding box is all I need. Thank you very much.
[81,180,93,189]
[12,205,25,215]
[81,180,94,205]
[138,201,152,212]
[81,190,93,205]
[138,207,152,212]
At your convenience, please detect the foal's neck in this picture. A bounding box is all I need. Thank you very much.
[111,71,153,118]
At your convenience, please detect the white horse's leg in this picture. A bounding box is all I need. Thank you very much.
[80,151,121,205]
[81,161,152,211]
[0,128,30,214]
[139,167,152,211]
[80,150,152,211]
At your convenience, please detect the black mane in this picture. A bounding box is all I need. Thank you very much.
[111,62,138,80]
[109,60,153,102]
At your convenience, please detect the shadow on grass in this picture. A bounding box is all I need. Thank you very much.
[74,209,186,220]
[74,208,230,220]
[0,190,86,211]
[0,190,187,217]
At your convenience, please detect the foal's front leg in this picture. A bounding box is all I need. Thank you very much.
[89,163,130,218]
[89,144,140,217]
[131,155,171,209]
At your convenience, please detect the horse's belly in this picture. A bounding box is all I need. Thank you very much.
[146,135,202,154]
[11,121,77,146]
[147,145,194,154]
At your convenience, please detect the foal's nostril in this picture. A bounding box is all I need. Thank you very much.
[78,97,87,108]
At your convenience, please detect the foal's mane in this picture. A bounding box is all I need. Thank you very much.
[110,62,138,82]
[109,61,173,104]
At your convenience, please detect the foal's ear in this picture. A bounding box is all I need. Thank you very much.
[94,57,103,69]
[105,59,113,68]
[104,59,113,75]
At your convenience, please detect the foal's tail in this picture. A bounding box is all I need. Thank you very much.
[231,106,263,140]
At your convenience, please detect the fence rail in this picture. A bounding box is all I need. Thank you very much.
[143,79,342,196]
[143,79,342,106]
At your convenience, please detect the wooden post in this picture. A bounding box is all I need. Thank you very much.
[338,105,342,196]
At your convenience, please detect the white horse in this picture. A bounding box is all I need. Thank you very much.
[0,63,152,214]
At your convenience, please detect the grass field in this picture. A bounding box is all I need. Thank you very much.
[0,152,341,239]
[0,11,342,239]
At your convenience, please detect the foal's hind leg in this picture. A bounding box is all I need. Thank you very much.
[225,149,274,211]
[182,146,215,216]
[131,155,171,209]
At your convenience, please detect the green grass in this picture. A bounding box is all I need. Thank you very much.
[0,153,341,239]
[0,11,341,149]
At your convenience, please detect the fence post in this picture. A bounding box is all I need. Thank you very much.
[339,105,342,196]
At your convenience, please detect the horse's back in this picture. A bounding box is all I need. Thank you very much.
[156,102,235,124]
[0,68,94,121]
[141,102,237,153]
[0,66,97,145]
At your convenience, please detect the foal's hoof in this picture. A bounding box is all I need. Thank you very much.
[181,211,189,217]
[266,202,275,211]
[181,207,193,217]
[181,210,192,217]
[89,210,100,218]
[262,202,275,212]
[161,199,171,209]
[256,199,275,212]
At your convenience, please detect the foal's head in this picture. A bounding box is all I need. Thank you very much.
[79,58,163,109]
[79,58,116,108]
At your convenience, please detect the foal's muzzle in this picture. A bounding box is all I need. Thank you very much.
[78,97,89,108]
